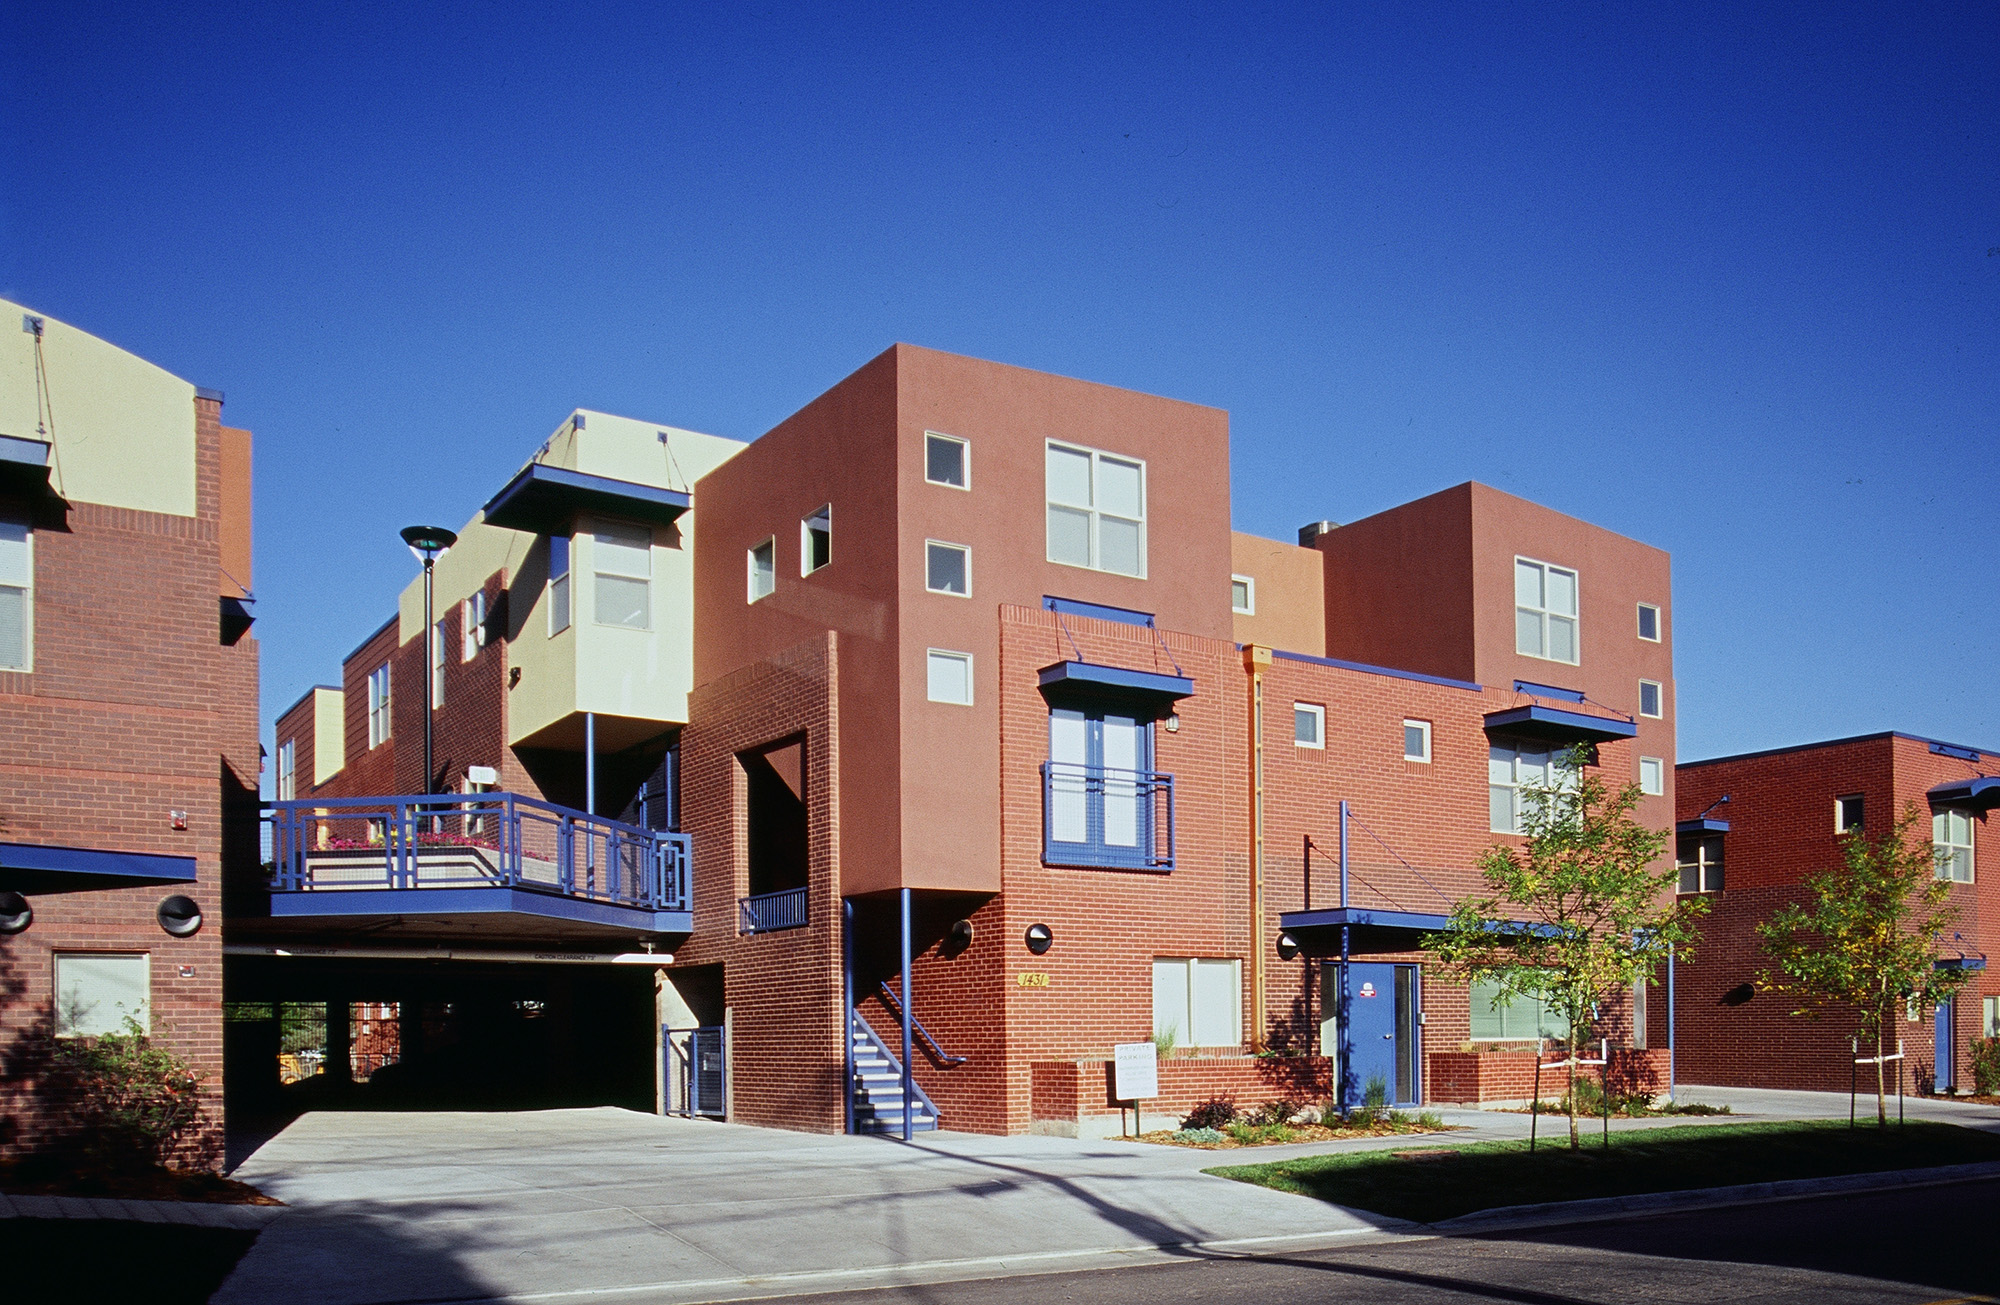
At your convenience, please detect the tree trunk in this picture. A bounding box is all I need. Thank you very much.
[1874,1021,1888,1127]
[1566,1029,1580,1150]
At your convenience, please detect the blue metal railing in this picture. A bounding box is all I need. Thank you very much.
[739,885,808,934]
[1040,761,1175,871]
[850,1007,941,1126]
[876,981,967,1067]
[264,793,690,912]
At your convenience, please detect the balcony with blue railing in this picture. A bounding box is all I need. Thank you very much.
[739,885,808,935]
[264,793,691,939]
[1040,762,1175,872]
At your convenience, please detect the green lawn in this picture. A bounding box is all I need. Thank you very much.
[1206,1120,2000,1225]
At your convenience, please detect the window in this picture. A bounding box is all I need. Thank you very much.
[430,619,447,707]
[1046,441,1145,577]
[1489,740,1575,834]
[54,952,149,1037]
[1639,680,1663,718]
[800,505,831,575]
[1469,978,1569,1042]
[925,432,967,488]
[1935,809,1975,883]
[276,740,296,801]
[1231,575,1255,615]
[1152,958,1240,1047]
[1837,794,1865,833]
[1985,995,1999,1039]
[592,521,652,629]
[1294,703,1325,749]
[1047,707,1159,868]
[747,537,775,602]
[461,591,486,661]
[0,517,29,670]
[547,534,572,634]
[1677,833,1723,894]
[367,664,392,748]
[1639,756,1664,796]
[1637,603,1661,642]
[925,540,969,596]
[926,649,973,705]
[1515,557,1579,663]
[1404,719,1432,763]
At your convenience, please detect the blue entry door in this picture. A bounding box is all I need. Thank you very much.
[1328,962,1421,1108]
[1936,998,1955,1093]
[1048,708,1150,864]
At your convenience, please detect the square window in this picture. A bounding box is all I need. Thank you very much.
[54,952,149,1037]
[1837,794,1864,833]
[1639,756,1664,796]
[1639,680,1663,718]
[801,505,831,575]
[1637,603,1661,642]
[592,522,653,629]
[925,432,968,488]
[1230,575,1254,615]
[1403,719,1431,763]
[926,649,973,705]
[1294,703,1324,749]
[748,537,775,602]
[926,540,970,596]
[1515,557,1579,665]
[1677,833,1725,894]
[1153,957,1241,1047]
[1046,441,1145,577]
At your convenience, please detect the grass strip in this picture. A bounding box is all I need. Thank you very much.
[1205,1120,2000,1224]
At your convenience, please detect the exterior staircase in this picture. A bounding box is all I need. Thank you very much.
[849,1008,938,1134]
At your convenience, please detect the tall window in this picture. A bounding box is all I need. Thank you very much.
[1935,809,1975,883]
[925,432,967,488]
[1677,833,1723,894]
[1469,978,1569,1042]
[800,505,831,575]
[592,522,652,629]
[1637,603,1661,641]
[1639,680,1663,718]
[747,537,775,602]
[1047,707,1153,866]
[1639,756,1664,796]
[1403,719,1432,763]
[547,534,572,634]
[1230,575,1254,614]
[1046,441,1145,577]
[431,619,447,707]
[1515,557,1579,663]
[276,740,296,801]
[367,664,392,747]
[461,591,486,661]
[0,517,30,671]
[1489,740,1574,834]
[1152,958,1240,1047]
[925,540,970,596]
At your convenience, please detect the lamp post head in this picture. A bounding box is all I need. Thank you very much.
[401,524,459,563]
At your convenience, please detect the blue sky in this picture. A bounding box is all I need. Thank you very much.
[4,2,1995,763]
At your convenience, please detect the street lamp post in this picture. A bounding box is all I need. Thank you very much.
[401,525,458,799]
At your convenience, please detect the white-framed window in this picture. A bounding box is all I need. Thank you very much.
[1515,557,1579,664]
[1152,957,1240,1047]
[367,663,392,748]
[747,537,775,602]
[1935,809,1975,883]
[1231,575,1255,615]
[54,952,150,1037]
[1403,719,1432,763]
[801,504,831,575]
[547,534,572,635]
[925,540,970,596]
[1469,978,1569,1042]
[1637,603,1661,642]
[431,619,447,707]
[1294,702,1325,749]
[276,739,296,801]
[462,591,486,661]
[1984,994,1999,1038]
[592,521,652,629]
[925,432,968,489]
[1639,680,1663,718]
[0,516,30,671]
[1677,833,1723,894]
[926,649,973,705]
[1489,740,1575,834]
[1639,756,1664,796]
[1837,794,1865,833]
[1045,441,1145,577]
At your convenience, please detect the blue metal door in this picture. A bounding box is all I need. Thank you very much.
[1936,998,1955,1093]
[1346,963,1397,1106]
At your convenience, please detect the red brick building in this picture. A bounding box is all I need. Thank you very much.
[1674,733,1997,1094]
[0,299,259,1163]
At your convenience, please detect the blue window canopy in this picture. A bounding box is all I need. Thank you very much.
[1038,660,1194,713]
[1484,703,1636,746]
[1929,776,2000,813]
[1278,906,1553,954]
[481,463,691,535]
[1677,817,1731,835]
[1935,955,1988,971]
[0,433,61,506]
[1042,595,1156,628]
[1,840,197,895]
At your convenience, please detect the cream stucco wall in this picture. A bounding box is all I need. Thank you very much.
[312,688,346,784]
[0,297,198,518]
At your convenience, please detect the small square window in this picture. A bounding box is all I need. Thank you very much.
[1230,575,1254,615]
[1403,719,1432,763]
[926,540,970,596]
[1294,703,1324,749]
[801,505,831,575]
[925,432,968,488]
[1638,680,1663,718]
[1639,756,1664,796]
[748,538,775,602]
[1637,604,1661,642]
[54,952,150,1037]
[926,649,973,705]
[1837,794,1864,833]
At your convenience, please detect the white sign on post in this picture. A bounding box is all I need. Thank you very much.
[1113,1041,1159,1103]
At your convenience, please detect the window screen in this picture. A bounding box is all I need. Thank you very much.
[55,952,150,1036]
[593,522,652,629]
[1468,978,1567,1042]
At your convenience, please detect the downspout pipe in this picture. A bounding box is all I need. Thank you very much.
[1339,798,1351,1116]
[1245,645,1271,1050]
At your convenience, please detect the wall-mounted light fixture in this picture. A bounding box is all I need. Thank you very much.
[1024,923,1053,955]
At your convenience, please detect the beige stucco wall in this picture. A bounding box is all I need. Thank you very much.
[1230,531,1326,657]
[312,688,346,784]
[0,297,199,518]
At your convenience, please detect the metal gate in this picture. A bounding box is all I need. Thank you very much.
[664,1025,725,1118]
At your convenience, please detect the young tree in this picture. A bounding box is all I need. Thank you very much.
[1757,805,1972,1125]
[1425,745,1704,1149]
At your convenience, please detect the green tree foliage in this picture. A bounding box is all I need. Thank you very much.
[1757,806,1973,1125]
[1424,745,1704,1149]
[42,1017,208,1170]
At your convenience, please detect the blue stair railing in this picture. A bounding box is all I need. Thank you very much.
[875,982,967,1067]
[849,1009,940,1133]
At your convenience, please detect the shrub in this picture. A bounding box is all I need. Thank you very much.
[1171,1127,1226,1144]
[1971,1038,2000,1095]
[1183,1095,1237,1131]
[41,1018,207,1170]
[1152,1024,1179,1060]
[1415,1110,1445,1129]
[1225,1120,1296,1145]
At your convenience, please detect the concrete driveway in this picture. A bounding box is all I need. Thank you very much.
[214,1110,1402,1305]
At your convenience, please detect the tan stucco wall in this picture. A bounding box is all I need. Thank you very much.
[312,687,346,784]
[1230,531,1325,657]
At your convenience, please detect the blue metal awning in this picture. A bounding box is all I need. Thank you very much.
[1677,817,1731,834]
[1,840,197,895]
[1936,956,1988,971]
[481,464,691,535]
[1279,905,1553,953]
[0,434,56,500]
[1038,661,1194,703]
[1485,703,1637,745]
[1929,776,2000,812]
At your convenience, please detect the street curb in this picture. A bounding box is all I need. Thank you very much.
[1425,1159,2000,1235]
[0,1191,287,1229]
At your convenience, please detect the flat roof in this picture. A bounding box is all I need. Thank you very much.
[1681,730,1994,769]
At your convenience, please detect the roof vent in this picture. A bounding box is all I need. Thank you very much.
[1298,520,1339,547]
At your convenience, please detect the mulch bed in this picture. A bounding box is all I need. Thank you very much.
[1136,1121,1458,1149]
[0,1159,281,1205]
